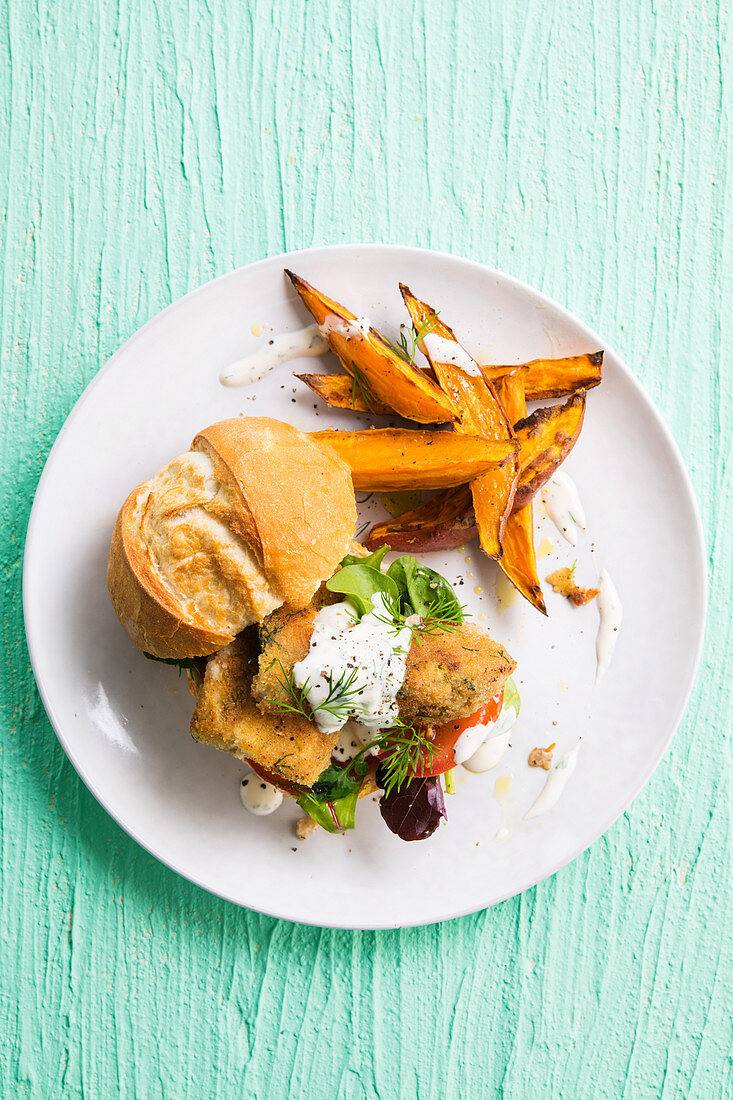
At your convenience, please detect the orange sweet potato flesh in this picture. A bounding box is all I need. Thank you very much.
[366,391,586,552]
[513,390,586,509]
[481,352,602,401]
[310,429,518,491]
[285,271,456,424]
[493,373,546,614]
[299,350,601,414]
[499,511,546,613]
[296,372,393,416]
[400,285,518,561]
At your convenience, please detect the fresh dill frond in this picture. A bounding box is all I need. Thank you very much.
[377,723,436,796]
[331,720,436,797]
[350,362,378,412]
[267,661,366,725]
[371,590,412,636]
[373,587,467,641]
[413,588,467,637]
[381,312,440,366]
[266,660,313,721]
[271,752,298,777]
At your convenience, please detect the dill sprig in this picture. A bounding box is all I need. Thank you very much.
[381,312,440,366]
[336,721,436,797]
[268,661,365,724]
[377,723,437,796]
[370,590,414,637]
[372,589,467,641]
[413,587,467,637]
[350,362,379,413]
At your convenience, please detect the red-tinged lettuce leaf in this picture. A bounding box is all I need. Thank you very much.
[376,769,447,841]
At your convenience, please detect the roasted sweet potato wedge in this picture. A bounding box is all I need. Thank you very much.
[493,373,546,614]
[296,350,601,410]
[310,429,518,491]
[498,508,546,612]
[366,391,587,552]
[513,390,586,509]
[481,352,602,401]
[365,485,474,552]
[286,271,456,424]
[296,372,393,415]
[400,285,519,561]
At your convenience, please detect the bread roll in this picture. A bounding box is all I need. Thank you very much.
[107,417,357,658]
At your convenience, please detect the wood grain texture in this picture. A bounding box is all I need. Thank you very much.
[1,0,730,1096]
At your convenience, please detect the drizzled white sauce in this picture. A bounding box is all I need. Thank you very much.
[293,594,414,736]
[240,772,283,816]
[524,739,582,819]
[455,703,518,768]
[320,313,372,341]
[595,569,623,685]
[542,471,586,545]
[421,333,481,375]
[219,324,328,387]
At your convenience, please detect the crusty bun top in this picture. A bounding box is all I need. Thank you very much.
[107,417,357,659]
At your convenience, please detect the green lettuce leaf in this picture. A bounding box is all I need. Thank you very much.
[326,562,399,617]
[297,785,362,833]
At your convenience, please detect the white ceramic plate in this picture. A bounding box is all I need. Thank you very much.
[24,245,706,928]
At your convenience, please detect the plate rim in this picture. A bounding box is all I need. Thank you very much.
[22,242,708,928]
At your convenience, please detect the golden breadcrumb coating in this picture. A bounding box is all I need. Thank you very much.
[252,599,516,727]
[190,628,337,787]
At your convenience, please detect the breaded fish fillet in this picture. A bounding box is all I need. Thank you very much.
[397,625,515,725]
[252,600,516,727]
[190,627,338,786]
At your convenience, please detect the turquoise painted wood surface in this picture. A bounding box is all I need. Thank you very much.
[1,0,730,1096]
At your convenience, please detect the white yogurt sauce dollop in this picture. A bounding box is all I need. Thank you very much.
[542,471,586,545]
[421,333,481,375]
[219,324,328,387]
[240,772,283,816]
[524,739,582,819]
[595,568,623,685]
[293,594,414,736]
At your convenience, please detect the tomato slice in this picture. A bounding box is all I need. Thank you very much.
[247,759,306,798]
[412,690,504,777]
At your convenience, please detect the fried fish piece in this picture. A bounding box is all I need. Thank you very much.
[190,627,337,787]
[252,601,516,728]
[397,625,516,725]
[252,588,333,709]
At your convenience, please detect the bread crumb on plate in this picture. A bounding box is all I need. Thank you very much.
[546,567,599,607]
[528,744,556,770]
[295,816,318,840]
